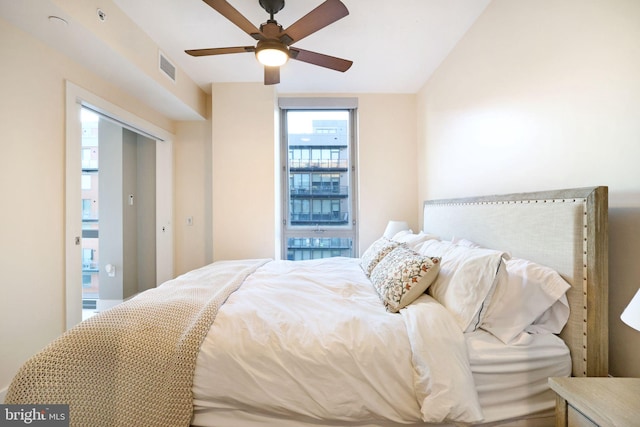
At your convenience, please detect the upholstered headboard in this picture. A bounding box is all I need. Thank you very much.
[422,187,608,377]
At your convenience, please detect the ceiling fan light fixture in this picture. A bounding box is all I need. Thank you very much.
[255,40,289,66]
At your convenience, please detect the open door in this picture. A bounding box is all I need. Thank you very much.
[65,82,174,329]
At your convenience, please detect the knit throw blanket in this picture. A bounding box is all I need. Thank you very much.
[6,259,269,427]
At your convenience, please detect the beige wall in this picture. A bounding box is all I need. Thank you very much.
[50,0,207,120]
[173,88,420,268]
[0,17,178,391]
[174,119,213,275]
[417,0,640,377]
[356,94,419,251]
[210,83,279,261]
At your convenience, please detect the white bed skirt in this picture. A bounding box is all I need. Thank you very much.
[191,407,555,427]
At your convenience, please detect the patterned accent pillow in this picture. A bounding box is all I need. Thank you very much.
[360,237,401,276]
[370,246,441,313]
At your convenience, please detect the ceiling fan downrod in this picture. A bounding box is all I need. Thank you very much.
[259,0,285,19]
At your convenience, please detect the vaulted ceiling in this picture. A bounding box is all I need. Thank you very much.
[113,0,491,94]
[0,0,491,119]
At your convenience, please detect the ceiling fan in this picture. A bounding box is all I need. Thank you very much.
[185,0,353,85]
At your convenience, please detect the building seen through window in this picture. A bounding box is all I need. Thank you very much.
[81,109,100,308]
[284,111,356,260]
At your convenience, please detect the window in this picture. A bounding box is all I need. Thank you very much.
[81,174,92,190]
[280,99,358,260]
[82,199,92,219]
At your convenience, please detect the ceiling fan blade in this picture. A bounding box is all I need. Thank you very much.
[202,0,264,40]
[264,66,280,85]
[289,48,352,72]
[281,0,349,45]
[185,46,255,56]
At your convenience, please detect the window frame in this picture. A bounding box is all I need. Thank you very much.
[279,98,359,260]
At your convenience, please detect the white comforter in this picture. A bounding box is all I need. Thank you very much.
[192,257,483,424]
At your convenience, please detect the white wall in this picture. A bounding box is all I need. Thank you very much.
[417,0,640,377]
[136,134,157,293]
[98,119,125,300]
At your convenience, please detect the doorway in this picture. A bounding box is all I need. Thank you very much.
[80,108,158,318]
[66,82,174,329]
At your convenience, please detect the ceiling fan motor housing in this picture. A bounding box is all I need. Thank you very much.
[259,0,285,15]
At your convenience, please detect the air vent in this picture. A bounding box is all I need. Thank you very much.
[159,51,176,83]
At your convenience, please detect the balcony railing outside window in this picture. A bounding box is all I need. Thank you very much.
[290,185,348,196]
[286,237,353,260]
[290,212,348,224]
[289,159,349,169]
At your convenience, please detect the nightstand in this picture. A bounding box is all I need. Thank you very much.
[549,377,640,427]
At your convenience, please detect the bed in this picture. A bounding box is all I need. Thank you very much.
[5,186,609,427]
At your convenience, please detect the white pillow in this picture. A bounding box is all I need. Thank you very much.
[419,240,504,332]
[391,229,414,240]
[370,246,441,313]
[360,237,400,276]
[392,231,440,251]
[525,294,570,335]
[450,237,482,248]
[450,237,512,259]
[480,257,571,344]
